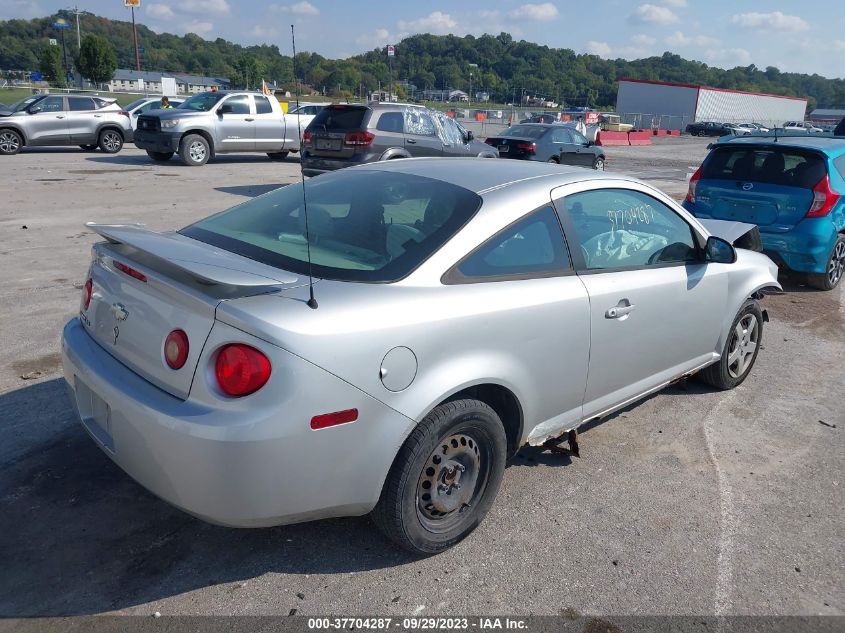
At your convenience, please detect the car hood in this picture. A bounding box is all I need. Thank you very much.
[0,108,16,117]
[150,109,207,120]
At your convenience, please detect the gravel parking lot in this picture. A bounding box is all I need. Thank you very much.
[0,140,842,618]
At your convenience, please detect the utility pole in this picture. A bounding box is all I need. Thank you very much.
[130,4,140,71]
[387,44,394,102]
[68,5,81,51]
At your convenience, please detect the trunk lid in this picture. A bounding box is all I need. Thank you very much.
[81,224,307,399]
[695,145,826,231]
[488,135,537,158]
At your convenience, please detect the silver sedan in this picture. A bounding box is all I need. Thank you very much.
[62,159,781,554]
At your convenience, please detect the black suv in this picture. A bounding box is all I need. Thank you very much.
[301,103,498,176]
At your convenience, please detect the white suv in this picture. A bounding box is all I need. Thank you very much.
[782,121,823,133]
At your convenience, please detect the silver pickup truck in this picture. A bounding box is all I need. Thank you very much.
[134,90,301,166]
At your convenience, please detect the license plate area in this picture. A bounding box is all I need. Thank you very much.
[315,138,342,151]
[75,377,114,452]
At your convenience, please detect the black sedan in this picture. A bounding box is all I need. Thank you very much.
[685,121,734,137]
[485,123,605,170]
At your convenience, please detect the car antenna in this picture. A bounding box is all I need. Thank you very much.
[291,23,317,309]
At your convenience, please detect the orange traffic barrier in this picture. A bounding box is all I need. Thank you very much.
[628,130,652,145]
[475,112,486,121]
[595,131,629,146]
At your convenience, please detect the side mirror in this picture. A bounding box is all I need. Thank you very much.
[705,236,737,264]
[28,105,42,114]
[465,130,474,142]
[217,104,234,115]
[585,141,593,147]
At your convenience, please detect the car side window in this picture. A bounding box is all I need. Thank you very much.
[570,129,589,144]
[254,96,273,114]
[404,108,436,136]
[562,188,699,271]
[68,97,95,111]
[434,113,465,145]
[551,128,572,143]
[222,95,251,114]
[376,112,404,133]
[36,96,64,112]
[445,206,571,283]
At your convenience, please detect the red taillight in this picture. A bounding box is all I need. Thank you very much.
[83,278,93,310]
[344,131,375,147]
[113,260,147,282]
[807,174,841,217]
[214,344,271,397]
[311,408,359,430]
[516,141,536,154]
[484,137,496,145]
[164,329,189,370]
[119,110,129,118]
[686,165,703,203]
[303,129,312,145]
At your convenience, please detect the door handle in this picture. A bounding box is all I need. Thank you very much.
[245,118,254,121]
[56,115,65,119]
[94,114,102,118]
[406,138,417,144]
[605,301,635,319]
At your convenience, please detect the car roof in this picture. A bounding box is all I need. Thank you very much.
[351,157,616,194]
[720,135,845,157]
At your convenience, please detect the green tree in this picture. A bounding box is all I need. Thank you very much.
[76,33,116,85]
[232,54,266,89]
[39,44,65,87]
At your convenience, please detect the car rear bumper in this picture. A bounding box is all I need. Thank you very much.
[758,220,840,273]
[133,130,180,153]
[61,317,414,527]
[301,151,380,176]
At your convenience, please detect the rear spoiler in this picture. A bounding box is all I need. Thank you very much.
[86,223,301,287]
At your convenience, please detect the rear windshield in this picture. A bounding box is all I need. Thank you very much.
[702,146,826,188]
[502,125,547,139]
[309,106,368,131]
[181,170,482,282]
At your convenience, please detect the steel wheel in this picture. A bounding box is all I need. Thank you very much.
[98,130,123,153]
[416,432,491,534]
[593,158,605,171]
[726,314,759,379]
[0,129,22,155]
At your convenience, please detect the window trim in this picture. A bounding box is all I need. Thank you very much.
[554,187,705,275]
[441,204,575,285]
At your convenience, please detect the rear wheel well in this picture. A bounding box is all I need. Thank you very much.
[180,129,215,156]
[441,384,523,457]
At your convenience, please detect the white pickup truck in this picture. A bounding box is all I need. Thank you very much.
[133,90,301,166]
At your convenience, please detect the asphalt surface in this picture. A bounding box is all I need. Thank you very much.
[0,141,842,618]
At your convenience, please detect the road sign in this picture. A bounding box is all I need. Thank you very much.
[387,44,395,57]
[49,38,57,45]
[51,19,71,28]
[124,0,141,7]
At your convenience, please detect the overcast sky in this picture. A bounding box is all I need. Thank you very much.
[5,0,844,79]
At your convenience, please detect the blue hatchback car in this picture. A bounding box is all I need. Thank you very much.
[683,136,845,290]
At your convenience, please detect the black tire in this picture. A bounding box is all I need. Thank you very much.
[697,130,706,137]
[547,156,559,163]
[267,151,289,161]
[0,129,23,155]
[698,300,763,390]
[97,129,123,153]
[806,234,845,290]
[179,133,210,166]
[79,144,98,151]
[372,399,507,555]
[592,157,605,171]
[146,150,174,162]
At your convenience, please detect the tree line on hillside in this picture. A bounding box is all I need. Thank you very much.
[2,11,844,111]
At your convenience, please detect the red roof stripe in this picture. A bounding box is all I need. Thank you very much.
[618,78,808,102]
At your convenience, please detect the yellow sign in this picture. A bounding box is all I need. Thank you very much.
[124,0,141,7]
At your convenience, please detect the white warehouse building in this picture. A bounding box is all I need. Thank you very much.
[615,78,808,130]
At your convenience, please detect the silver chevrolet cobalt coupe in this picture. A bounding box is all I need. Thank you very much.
[62,159,781,554]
